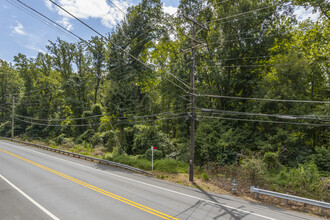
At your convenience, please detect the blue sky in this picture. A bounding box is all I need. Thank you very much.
[0,0,318,63]
[0,0,179,62]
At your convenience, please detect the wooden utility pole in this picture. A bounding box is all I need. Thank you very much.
[189,16,196,182]
[11,96,14,138]
[181,9,208,182]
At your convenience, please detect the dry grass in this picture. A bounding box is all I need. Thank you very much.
[153,171,329,219]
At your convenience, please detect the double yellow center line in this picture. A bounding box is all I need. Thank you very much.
[0,148,179,220]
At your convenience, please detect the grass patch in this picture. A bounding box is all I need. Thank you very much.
[106,154,151,171]
[105,154,188,173]
[154,158,188,174]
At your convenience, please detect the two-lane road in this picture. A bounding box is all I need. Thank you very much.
[0,140,319,219]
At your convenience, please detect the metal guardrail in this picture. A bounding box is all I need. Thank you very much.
[250,186,329,214]
[0,137,152,175]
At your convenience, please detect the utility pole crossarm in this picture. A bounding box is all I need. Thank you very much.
[181,43,207,53]
[181,13,208,31]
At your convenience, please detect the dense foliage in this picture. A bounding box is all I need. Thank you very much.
[0,0,329,178]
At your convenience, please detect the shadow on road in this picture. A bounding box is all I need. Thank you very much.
[174,181,250,219]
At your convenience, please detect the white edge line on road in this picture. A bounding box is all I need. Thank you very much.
[2,141,276,220]
[0,174,60,220]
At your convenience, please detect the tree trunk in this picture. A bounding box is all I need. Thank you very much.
[94,78,101,104]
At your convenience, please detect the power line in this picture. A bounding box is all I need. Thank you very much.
[14,114,186,127]
[112,111,187,120]
[197,108,330,122]
[10,0,189,94]
[13,0,118,62]
[48,0,192,91]
[199,60,329,69]
[195,93,330,104]
[205,32,290,45]
[106,0,126,15]
[209,7,277,26]
[198,115,330,127]
[15,0,85,42]
[14,114,103,122]
[14,110,186,122]
[207,3,282,24]
[202,55,273,62]
[6,0,78,42]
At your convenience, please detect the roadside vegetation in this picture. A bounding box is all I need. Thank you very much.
[0,0,329,215]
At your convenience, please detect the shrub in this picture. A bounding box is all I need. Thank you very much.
[54,134,68,145]
[0,121,11,137]
[132,125,174,156]
[144,149,163,160]
[274,161,327,200]
[90,132,102,147]
[263,151,282,173]
[241,155,264,185]
[76,129,95,144]
[197,172,210,181]
[108,154,151,171]
[307,146,330,173]
[105,154,188,174]
[154,159,188,174]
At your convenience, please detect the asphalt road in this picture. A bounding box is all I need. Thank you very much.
[0,140,320,220]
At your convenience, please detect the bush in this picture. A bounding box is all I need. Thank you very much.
[263,151,282,173]
[241,155,264,185]
[105,154,188,174]
[132,125,174,156]
[307,146,330,173]
[197,172,210,181]
[274,162,329,199]
[53,134,68,145]
[76,129,95,144]
[90,132,102,147]
[154,159,188,174]
[108,154,151,170]
[144,149,163,160]
[0,121,11,137]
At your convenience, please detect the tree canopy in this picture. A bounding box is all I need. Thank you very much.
[0,0,329,174]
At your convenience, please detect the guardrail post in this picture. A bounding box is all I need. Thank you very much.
[286,193,289,205]
[321,200,324,216]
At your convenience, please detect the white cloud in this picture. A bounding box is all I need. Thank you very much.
[45,0,130,28]
[58,17,73,31]
[26,45,46,54]
[44,0,54,11]
[12,22,27,35]
[294,6,319,22]
[163,5,177,15]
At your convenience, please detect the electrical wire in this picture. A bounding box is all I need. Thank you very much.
[48,0,192,91]
[198,115,330,127]
[14,114,186,127]
[15,0,85,42]
[10,0,189,94]
[13,0,118,62]
[14,110,186,122]
[194,93,330,104]
[205,32,290,45]
[199,60,329,69]
[14,114,103,121]
[207,3,282,24]
[14,110,187,123]
[197,108,330,122]
[106,0,126,15]
[6,0,78,42]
